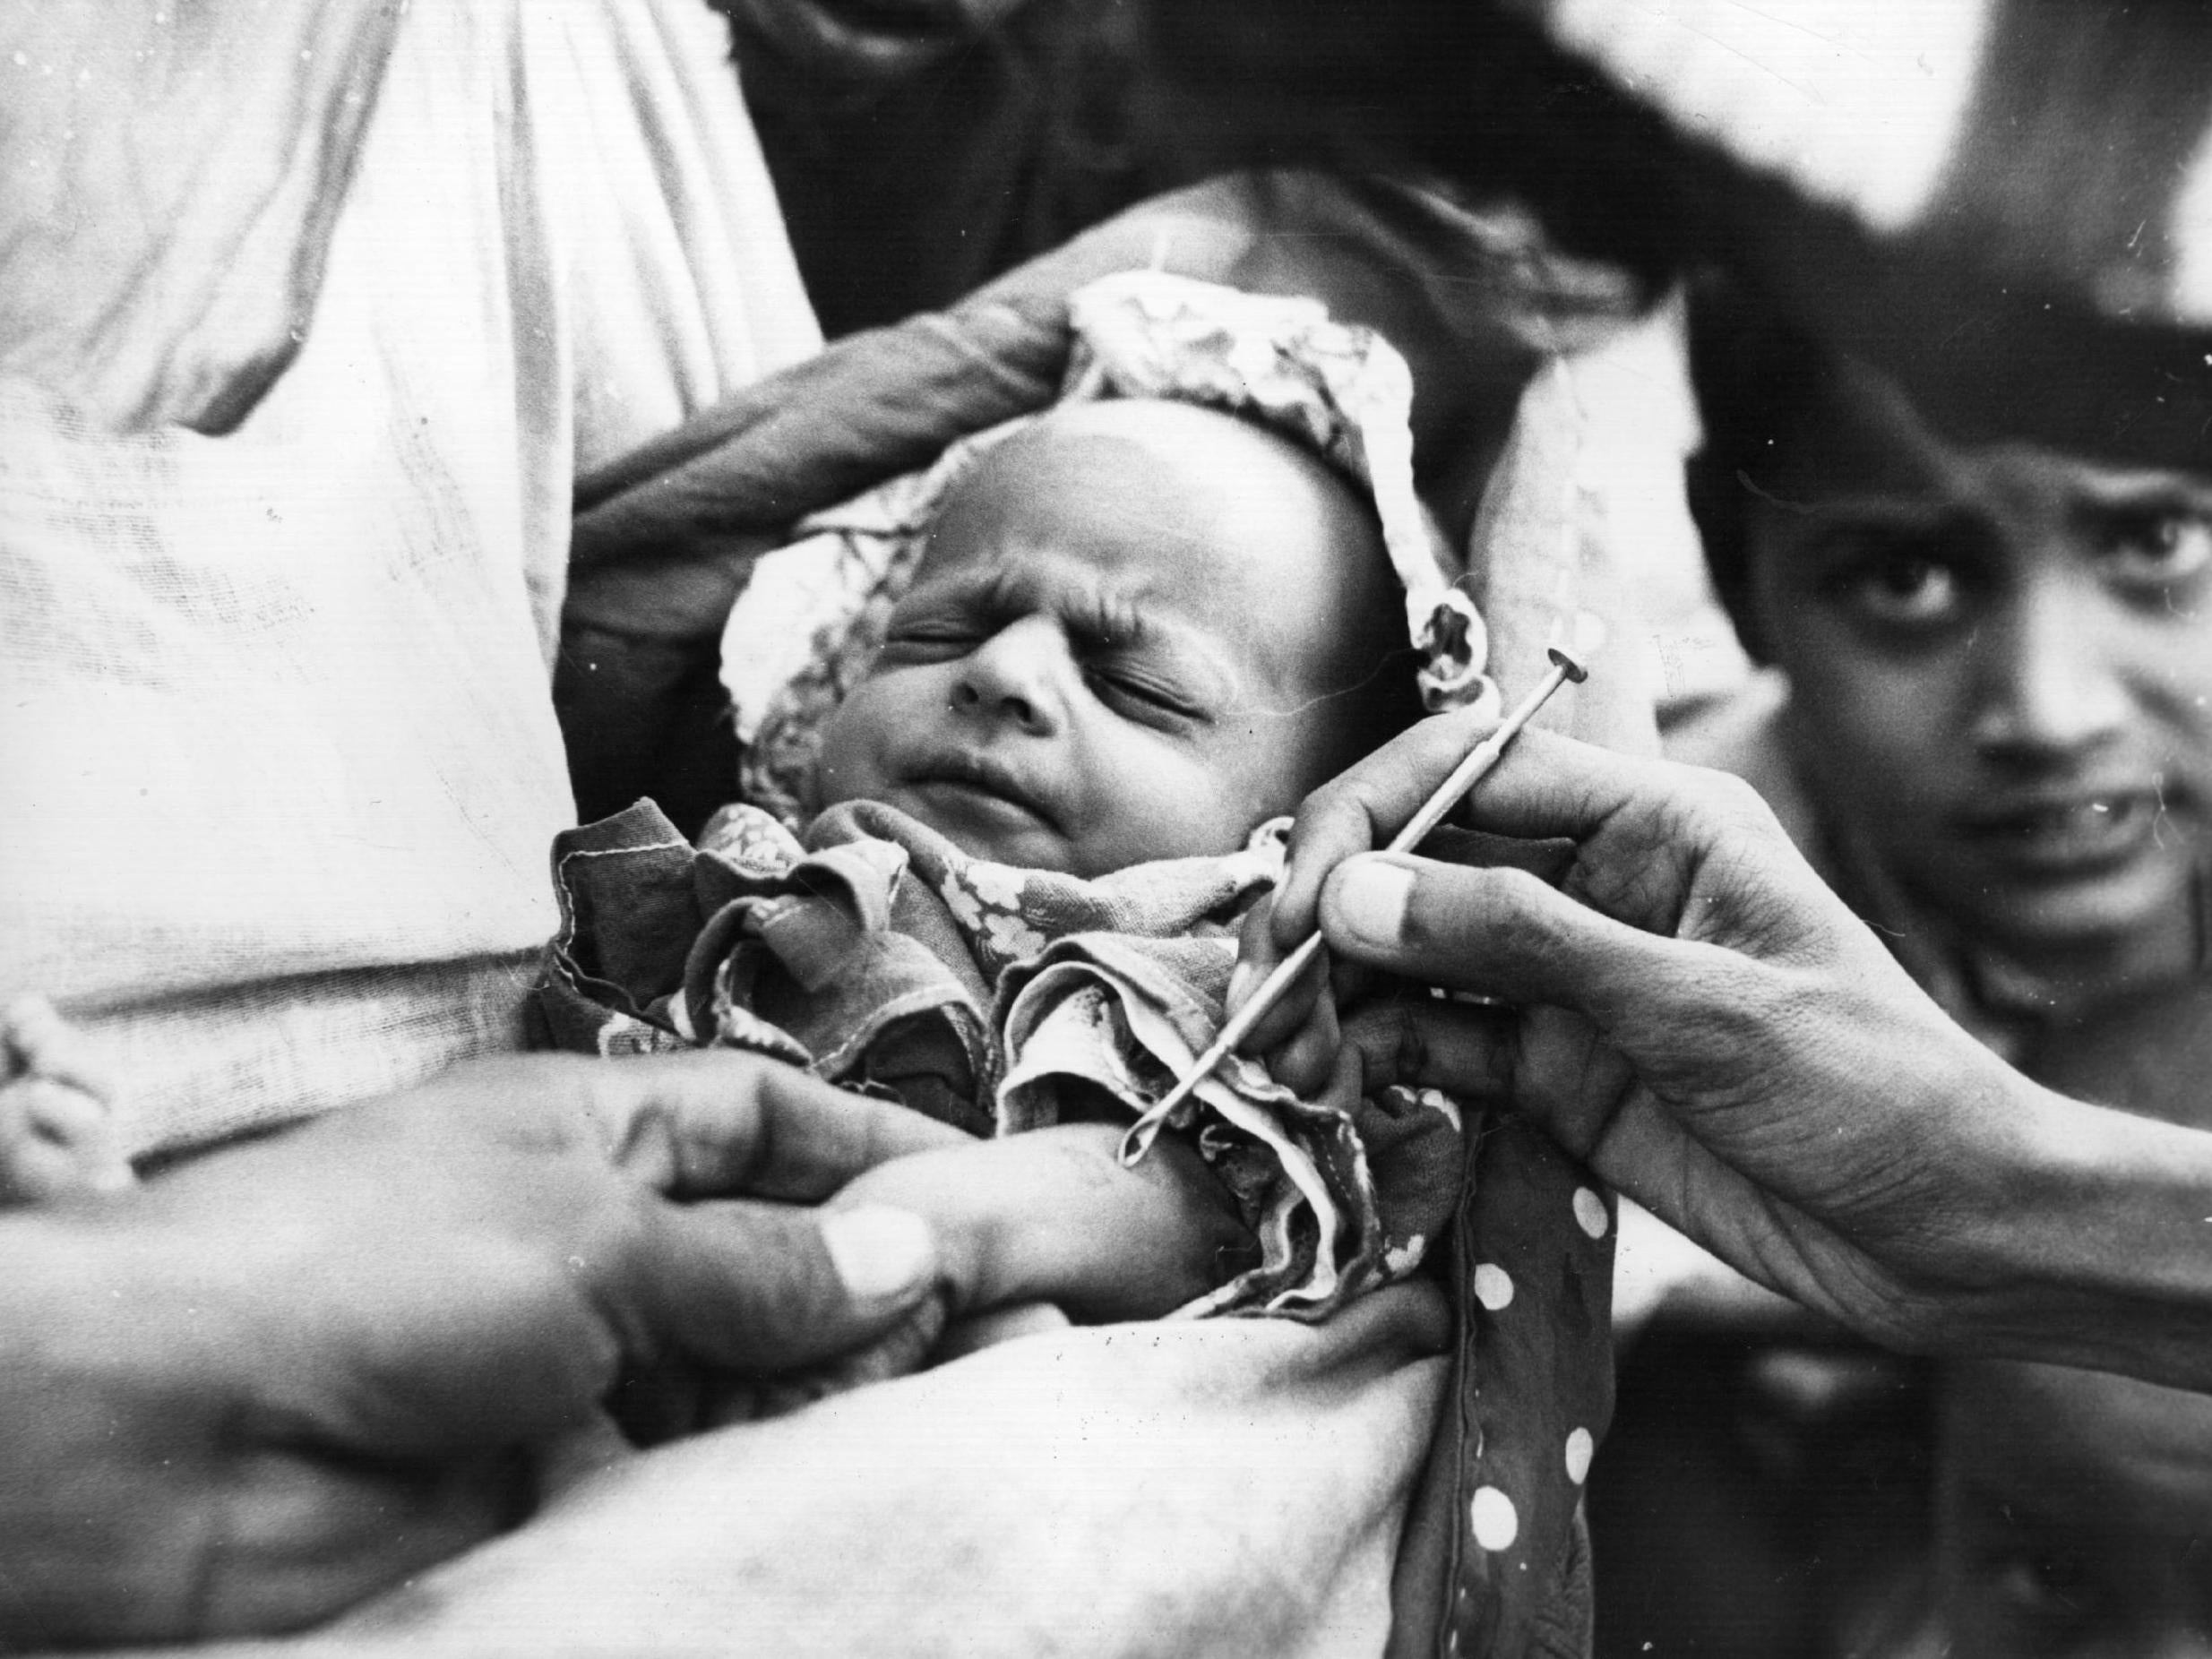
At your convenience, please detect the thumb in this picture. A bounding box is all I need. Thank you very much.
[621,1199,942,1374]
[1318,852,1687,1023]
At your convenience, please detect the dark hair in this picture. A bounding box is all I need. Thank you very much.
[1681,269,1841,664]
[1132,0,1690,290]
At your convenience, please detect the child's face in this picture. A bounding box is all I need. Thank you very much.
[1937,1362,2212,1659]
[814,399,1401,877]
[1743,358,2212,984]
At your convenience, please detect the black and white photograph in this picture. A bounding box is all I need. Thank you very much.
[4,2,2209,1654]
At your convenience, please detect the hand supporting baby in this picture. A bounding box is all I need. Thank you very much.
[835,1122,1252,1321]
[701,1122,1258,1423]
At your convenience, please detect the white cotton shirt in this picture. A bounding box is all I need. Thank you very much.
[0,0,820,1156]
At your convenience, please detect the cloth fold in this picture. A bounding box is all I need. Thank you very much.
[0,1,402,434]
[541,797,1457,1318]
[0,0,821,1157]
[341,1284,1456,1659]
[538,796,1614,1655]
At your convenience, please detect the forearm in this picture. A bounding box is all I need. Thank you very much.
[0,1208,222,1646]
[1911,1076,2212,1390]
[0,1199,478,1646]
[1618,972,2212,1389]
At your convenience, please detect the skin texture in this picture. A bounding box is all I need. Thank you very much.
[1938,1360,2212,1659]
[815,398,1406,878]
[0,1050,1243,1647]
[1742,356,2212,1004]
[1232,713,2212,1388]
[831,1122,1251,1324]
[0,1053,956,1644]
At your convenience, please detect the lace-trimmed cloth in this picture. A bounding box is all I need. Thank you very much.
[538,793,1616,1655]
[541,797,1462,1319]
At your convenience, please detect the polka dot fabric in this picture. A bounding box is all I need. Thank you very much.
[1388,1114,1614,1659]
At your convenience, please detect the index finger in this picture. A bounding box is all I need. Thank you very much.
[1276,717,1657,947]
[580,1051,970,1201]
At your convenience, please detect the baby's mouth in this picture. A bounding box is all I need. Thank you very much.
[900,752,1058,831]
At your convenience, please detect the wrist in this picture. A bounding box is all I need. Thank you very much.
[0,1210,187,1639]
[1892,1062,2212,1387]
[2,1199,249,1421]
[1,1206,135,1388]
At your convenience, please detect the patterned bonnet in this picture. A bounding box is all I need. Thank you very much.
[719,269,1497,826]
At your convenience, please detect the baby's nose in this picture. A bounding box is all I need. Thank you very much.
[951,618,1064,735]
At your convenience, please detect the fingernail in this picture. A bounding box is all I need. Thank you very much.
[1330,858,1413,950]
[1225,958,1259,1015]
[822,1206,935,1306]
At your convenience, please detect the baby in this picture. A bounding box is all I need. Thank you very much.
[543,271,1493,1347]
[816,391,1430,1302]
[3,273,1475,1335]
[545,384,1457,1342]
[540,300,1618,1655]
[811,394,1416,879]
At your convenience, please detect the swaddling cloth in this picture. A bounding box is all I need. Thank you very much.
[538,797,1461,1319]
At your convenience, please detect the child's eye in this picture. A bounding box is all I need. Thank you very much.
[1829,544,1967,631]
[2094,507,2212,591]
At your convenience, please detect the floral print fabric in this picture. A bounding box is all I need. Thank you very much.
[538,795,1614,1655]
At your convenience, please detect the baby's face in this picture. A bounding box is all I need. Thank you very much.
[814,399,1401,877]
[1937,1361,2212,1659]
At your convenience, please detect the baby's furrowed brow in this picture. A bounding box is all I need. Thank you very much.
[1063,586,1149,652]
[975,565,1153,654]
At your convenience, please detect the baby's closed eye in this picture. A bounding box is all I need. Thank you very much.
[1081,658,1208,726]
[879,618,982,662]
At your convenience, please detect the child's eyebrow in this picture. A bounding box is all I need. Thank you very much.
[1794,493,1958,529]
[2068,472,2212,513]
[1789,499,1976,560]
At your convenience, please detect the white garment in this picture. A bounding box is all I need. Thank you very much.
[0,0,820,1156]
[344,1284,1443,1659]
